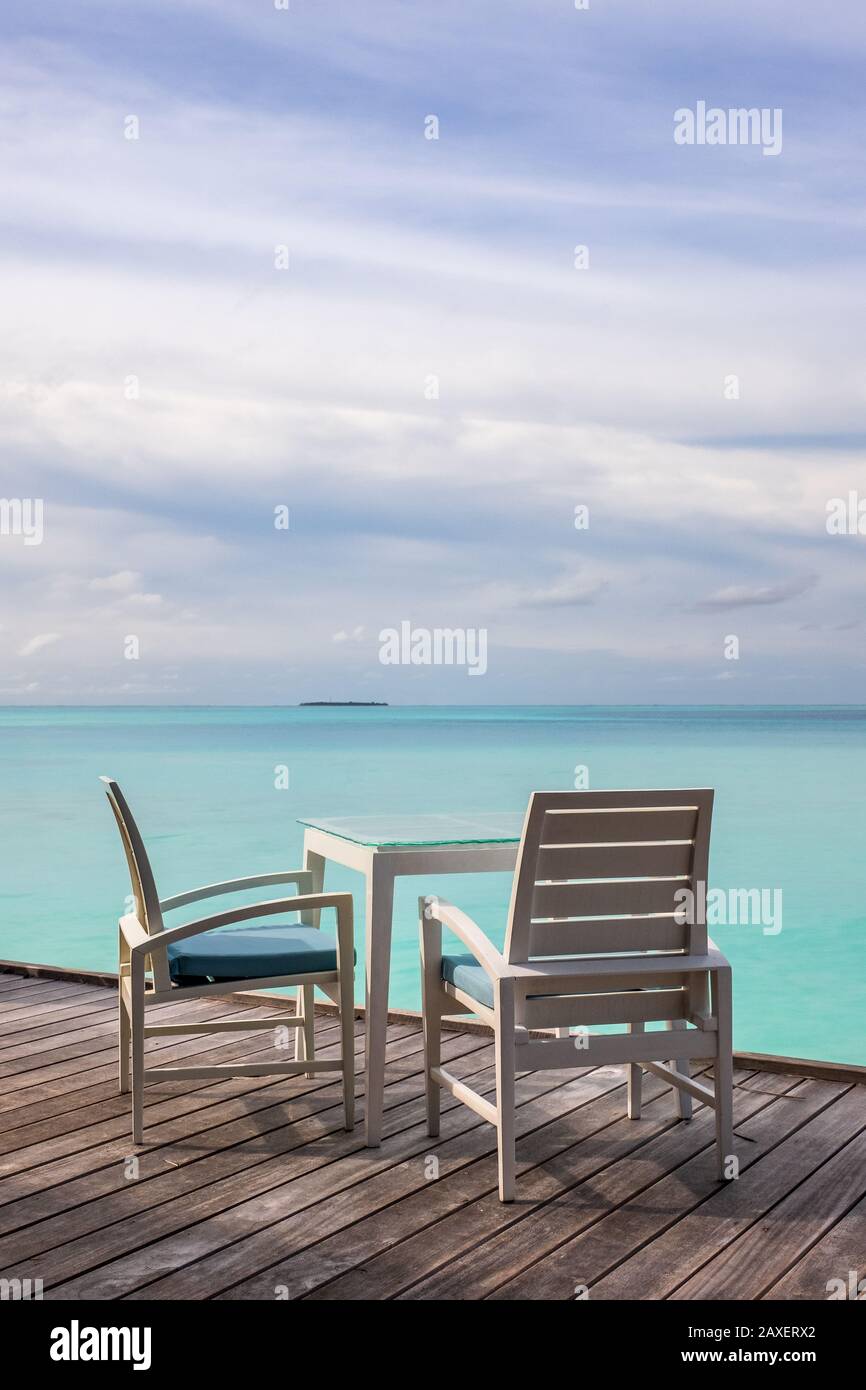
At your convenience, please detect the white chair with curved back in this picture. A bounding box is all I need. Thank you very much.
[100,777,355,1143]
[420,788,734,1202]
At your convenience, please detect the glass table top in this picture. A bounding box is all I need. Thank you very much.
[297,812,524,848]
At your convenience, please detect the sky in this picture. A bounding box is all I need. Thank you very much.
[1,0,865,704]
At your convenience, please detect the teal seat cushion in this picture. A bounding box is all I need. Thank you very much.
[441,952,494,1009]
[440,953,553,1011]
[167,923,346,985]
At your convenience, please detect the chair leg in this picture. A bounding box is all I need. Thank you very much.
[339,970,355,1133]
[714,967,735,1179]
[118,981,130,1094]
[627,1021,643,1119]
[419,899,442,1138]
[494,980,516,1202]
[131,960,145,1145]
[295,983,316,1080]
[423,1003,441,1138]
[667,1019,693,1120]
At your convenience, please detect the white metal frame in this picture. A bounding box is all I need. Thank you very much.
[301,825,519,1146]
[101,778,355,1144]
[419,789,734,1202]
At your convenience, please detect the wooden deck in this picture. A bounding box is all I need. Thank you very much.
[1,969,864,1302]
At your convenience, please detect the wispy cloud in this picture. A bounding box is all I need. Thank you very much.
[695,575,818,611]
[484,574,607,609]
[18,632,61,657]
[88,571,140,593]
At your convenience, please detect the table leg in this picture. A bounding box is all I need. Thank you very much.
[364,855,394,1147]
[298,837,326,1076]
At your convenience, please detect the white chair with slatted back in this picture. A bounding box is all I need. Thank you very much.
[101,777,356,1144]
[420,788,733,1202]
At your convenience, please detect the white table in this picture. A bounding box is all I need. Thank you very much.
[298,814,522,1146]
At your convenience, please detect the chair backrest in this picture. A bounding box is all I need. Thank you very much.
[504,788,713,966]
[100,777,169,987]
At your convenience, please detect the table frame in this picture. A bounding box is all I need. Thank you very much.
[301,825,519,1146]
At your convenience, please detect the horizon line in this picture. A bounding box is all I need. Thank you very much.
[2,702,866,711]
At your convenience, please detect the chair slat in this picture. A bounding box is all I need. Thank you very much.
[536,841,693,880]
[540,806,697,846]
[532,877,686,920]
[518,967,687,994]
[529,914,688,955]
[514,1028,717,1069]
[522,988,688,1029]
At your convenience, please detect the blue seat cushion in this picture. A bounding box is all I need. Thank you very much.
[167,923,347,985]
[441,952,494,1009]
[440,954,555,1010]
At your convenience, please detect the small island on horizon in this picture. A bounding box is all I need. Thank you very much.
[299,701,389,707]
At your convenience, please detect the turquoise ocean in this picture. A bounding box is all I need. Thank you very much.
[1,705,863,1065]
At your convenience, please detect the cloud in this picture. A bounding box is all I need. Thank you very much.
[88,570,141,593]
[0,6,863,703]
[18,632,61,656]
[521,575,607,608]
[125,591,163,607]
[695,575,818,611]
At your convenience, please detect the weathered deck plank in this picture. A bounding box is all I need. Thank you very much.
[0,973,863,1302]
[403,1069,783,1301]
[0,1028,482,1279]
[236,1066,687,1301]
[486,1075,847,1300]
[672,1122,866,1299]
[0,998,304,1123]
[762,1192,866,1300]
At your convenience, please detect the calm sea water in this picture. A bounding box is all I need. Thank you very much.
[1,705,863,1065]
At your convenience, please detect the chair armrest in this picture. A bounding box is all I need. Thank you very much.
[120,914,149,951]
[421,896,507,981]
[505,950,731,985]
[131,892,353,957]
[159,869,314,912]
